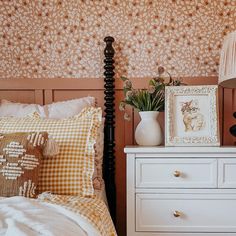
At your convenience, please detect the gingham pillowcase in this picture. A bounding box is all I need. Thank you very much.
[0,107,102,197]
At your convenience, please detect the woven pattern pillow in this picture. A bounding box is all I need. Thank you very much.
[0,107,102,197]
[0,132,48,198]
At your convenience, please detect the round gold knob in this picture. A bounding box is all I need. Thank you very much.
[173,210,181,217]
[173,170,181,177]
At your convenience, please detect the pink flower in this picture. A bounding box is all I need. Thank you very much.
[124,79,132,89]
[158,66,165,75]
[126,90,134,99]
[124,113,131,121]
[119,102,125,111]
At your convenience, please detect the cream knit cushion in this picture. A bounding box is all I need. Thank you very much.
[0,107,102,197]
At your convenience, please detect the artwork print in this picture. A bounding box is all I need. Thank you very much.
[181,99,205,132]
[165,86,219,146]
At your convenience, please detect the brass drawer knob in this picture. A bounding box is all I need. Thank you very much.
[173,210,181,217]
[173,170,181,177]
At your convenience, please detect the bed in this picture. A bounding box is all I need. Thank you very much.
[0,36,116,236]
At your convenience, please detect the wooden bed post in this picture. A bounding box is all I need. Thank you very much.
[103,36,116,223]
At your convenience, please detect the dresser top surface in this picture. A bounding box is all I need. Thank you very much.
[124,146,236,154]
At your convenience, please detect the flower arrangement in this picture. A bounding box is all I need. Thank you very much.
[119,66,181,120]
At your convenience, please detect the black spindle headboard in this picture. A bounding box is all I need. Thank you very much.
[103,36,116,223]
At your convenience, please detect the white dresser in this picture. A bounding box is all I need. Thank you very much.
[125,146,236,236]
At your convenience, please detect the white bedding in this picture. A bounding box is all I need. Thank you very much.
[0,196,100,236]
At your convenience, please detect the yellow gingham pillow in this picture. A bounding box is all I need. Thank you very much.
[0,107,102,197]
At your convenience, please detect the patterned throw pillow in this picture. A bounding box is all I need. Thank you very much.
[0,107,102,197]
[0,132,48,198]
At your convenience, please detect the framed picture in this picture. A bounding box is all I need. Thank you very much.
[165,85,220,146]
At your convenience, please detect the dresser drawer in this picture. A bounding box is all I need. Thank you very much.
[219,159,236,188]
[136,158,217,188]
[136,193,236,232]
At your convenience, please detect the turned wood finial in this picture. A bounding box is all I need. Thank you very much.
[104,36,115,56]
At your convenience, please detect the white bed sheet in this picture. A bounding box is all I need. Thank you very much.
[0,196,100,236]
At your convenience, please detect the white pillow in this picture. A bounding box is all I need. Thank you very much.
[0,97,95,118]
[0,99,46,117]
[46,97,95,119]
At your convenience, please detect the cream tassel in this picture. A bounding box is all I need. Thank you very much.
[43,136,60,157]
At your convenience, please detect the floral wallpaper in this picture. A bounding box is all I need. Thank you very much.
[0,0,235,79]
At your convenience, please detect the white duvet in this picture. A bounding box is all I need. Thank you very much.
[0,196,100,236]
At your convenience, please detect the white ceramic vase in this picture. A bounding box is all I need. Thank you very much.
[135,111,162,146]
